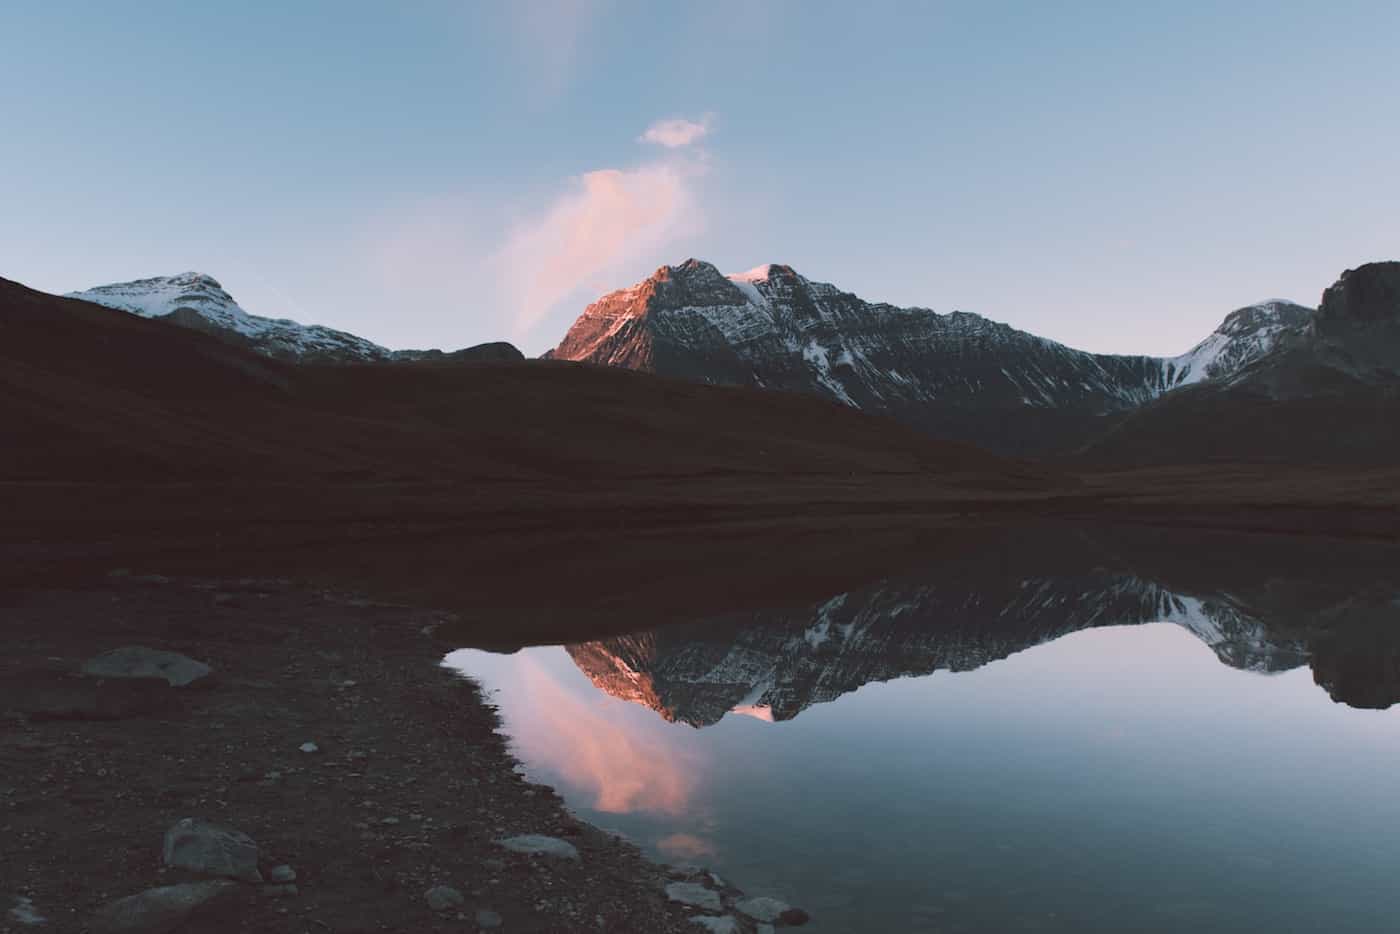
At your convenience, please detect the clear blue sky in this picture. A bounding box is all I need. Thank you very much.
[3,1,1397,355]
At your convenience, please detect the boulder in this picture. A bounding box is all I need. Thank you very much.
[90,881,236,934]
[735,896,808,925]
[665,882,722,912]
[8,896,46,926]
[496,834,579,860]
[162,818,262,882]
[83,647,212,688]
[267,865,296,883]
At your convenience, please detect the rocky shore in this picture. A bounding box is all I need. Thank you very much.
[1,575,802,933]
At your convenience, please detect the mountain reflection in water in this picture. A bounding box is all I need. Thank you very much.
[445,530,1400,933]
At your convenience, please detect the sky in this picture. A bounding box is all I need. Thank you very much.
[3,1,1398,357]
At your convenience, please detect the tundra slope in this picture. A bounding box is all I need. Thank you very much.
[547,259,1311,455]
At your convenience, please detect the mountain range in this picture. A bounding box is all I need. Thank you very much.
[546,259,1322,455]
[32,257,1400,466]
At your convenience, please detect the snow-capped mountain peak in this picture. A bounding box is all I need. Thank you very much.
[730,263,777,283]
[68,271,243,323]
[1162,299,1313,388]
[66,272,391,363]
[548,258,1315,454]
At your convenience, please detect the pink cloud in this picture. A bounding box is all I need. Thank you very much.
[511,655,699,815]
[639,115,714,148]
[491,160,704,335]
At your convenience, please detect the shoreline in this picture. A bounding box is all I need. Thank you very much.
[1,575,781,933]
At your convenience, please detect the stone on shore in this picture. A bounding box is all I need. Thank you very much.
[691,916,741,933]
[162,818,262,883]
[267,865,297,883]
[497,834,579,860]
[8,896,46,926]
[665,882,722,912]
[476,908,504,928]
[83,647,212,688]
[90,881,236,934]
[736,896,809,925]
[424,886,465,911]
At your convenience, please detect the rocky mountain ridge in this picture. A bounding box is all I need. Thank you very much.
[547,259,1313,454]
[66,272,522,365]
[1083,261,1400,464]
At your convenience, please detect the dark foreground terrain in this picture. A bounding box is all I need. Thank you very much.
[2,576,743,934]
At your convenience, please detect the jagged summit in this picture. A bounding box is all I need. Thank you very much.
[548,257,1311,455]
[1317,261,1400,328]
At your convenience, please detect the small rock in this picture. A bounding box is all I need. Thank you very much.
[162,818,262,883]
[665,882,722,912]
[481,858,506,872]
[778,907,811,925]
[476,908,503,929]
[8,896,46,926]
[379,817,400,826]
[299,742,319,754]
[691,917,741,934]
[82,646,211,687]
[735,897,805,924]
[425,886,465,911]
[260,884,298,898]
[267,865,297,883]
[496,834,579,860]
[90,881,236,934]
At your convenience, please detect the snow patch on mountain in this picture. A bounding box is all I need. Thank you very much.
[1162,300,1313,388]
[67,272,391,363]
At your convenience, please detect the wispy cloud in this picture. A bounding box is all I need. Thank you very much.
[512,655,699,814]
[491,157,705,335]
[639,114,714,148]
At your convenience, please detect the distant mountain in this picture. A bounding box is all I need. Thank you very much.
[66,272,522,365]
[1084,262,1400,464]
[547,259,1311,455]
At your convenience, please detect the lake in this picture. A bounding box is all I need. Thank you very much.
[444,540,1400,933]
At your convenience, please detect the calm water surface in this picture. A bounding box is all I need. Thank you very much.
[445,558,1400,933]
